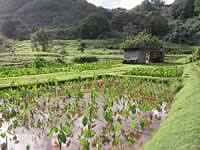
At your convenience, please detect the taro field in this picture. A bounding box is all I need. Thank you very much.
[0,76,180,150]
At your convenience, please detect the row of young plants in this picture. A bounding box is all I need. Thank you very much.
[0,76,177,150]
[0,60,115,78]
[125,66,184,78]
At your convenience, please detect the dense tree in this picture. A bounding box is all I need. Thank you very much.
[151,0,165,7]
[194,0,200,16]
[31,28,52,51]
[111,11,129,32]
[149,14,169,36]
[132,0,154,14]
[0,35,15,53]
[79,14,111,39]
[0,19,30,40]
[1,20,19,39]
[170,0,194,19]
[165,19,200,44]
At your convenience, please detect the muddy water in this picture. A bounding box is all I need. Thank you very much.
[0,93,168,150]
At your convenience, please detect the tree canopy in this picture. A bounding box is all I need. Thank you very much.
[79,14,111,39]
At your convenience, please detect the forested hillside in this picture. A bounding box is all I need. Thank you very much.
[0,0,200,45]
[0,0,110,39]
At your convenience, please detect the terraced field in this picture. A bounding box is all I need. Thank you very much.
[0,40,199,150]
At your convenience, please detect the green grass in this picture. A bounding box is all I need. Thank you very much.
[144,63,200,150]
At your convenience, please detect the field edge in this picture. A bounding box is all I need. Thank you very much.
[144,63,200,150]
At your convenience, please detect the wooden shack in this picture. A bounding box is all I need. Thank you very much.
[149,50,165,63]
[123,48,146,64]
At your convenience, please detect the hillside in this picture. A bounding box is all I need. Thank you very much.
[0,0,110,31]
[0,0,200,45]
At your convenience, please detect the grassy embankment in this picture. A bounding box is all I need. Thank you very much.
[145,62,200,150]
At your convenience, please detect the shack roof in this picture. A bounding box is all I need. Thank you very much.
[123,48,162,52]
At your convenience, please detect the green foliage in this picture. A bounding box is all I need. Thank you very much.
[77,41,87,53]
[150,0,165,7]
[125,66,184,78]
[111,10,129,32]
[133,0,154,13]
[0,74,178,149]
[170,0,194,19]
[82,116,88,127]
[0,0,111,37]
[79,14,111,39]
[150,15,169,36]
[1,20,19,39]
[190,48,200,62]
[194,0,200,16]
[31,28,53,52]
[120,32,163,49]
[140,117,145,130]
[0,35,15,53]
[73,56,98,64]
[165,19,200,44]
[32,57,49,68]
[0,61,114,78]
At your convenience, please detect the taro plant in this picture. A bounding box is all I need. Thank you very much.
[48,123,72,150]
[79,87,98,150]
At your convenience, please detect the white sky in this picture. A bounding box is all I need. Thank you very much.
[87,0,175,10]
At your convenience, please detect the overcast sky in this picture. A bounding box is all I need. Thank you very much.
[87,0,175,10]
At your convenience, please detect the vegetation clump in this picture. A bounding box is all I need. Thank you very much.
[0,35,15,53]
[190,48,200,62]
[77,41,87,53]
[73,56,98,64]
[125,66,184,78]
[31,28,53,52]
[120,32,163,49]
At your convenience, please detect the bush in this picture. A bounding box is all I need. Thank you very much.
[0,35,15,53]
[77,41,87,53]
[31,28,53,52]
[190,48,200,62]
[32,57,49,68]
[73,56,98,64]
[120,32,163,49]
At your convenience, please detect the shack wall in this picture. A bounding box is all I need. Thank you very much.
[124,50,146,64]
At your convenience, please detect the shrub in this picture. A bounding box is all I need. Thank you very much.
[77,41,87,53]
[73,56,98,64]
[0,35,15,53]
[33,57,49,68]
[120,32,163,49]
[31,28,53,52]
[194,48,200,57]
[59,49,68,56]
[190,48,200,62]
